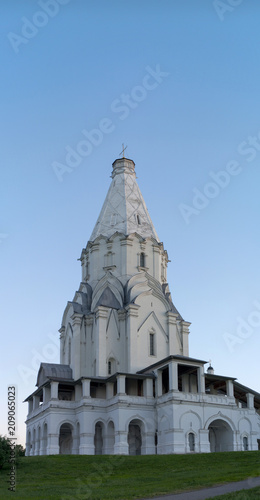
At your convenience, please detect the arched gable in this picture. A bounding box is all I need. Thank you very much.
[204,413,236,432]
[179,410,202,431]
[91,272,124,312]
[238,417,252,433]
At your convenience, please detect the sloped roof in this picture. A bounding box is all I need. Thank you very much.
[36,363,73,387]
[90,158,160,242]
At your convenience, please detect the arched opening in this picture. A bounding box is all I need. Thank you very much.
[108,357,116,376]
[59,423,73,454]
[128,419,143,455]
[42,423,48,455]
[208,419,233,452]
[243,436,248,451]
[188,432,195,452]
[106,421,115,454]
[94,422,104,455]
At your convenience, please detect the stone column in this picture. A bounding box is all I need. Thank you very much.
[28,399,33,415]
[117,375,126,395]
[169,361,178,392]
[33,395,40,410]
[50,381,59,400]
[106,382,114,399]
[157,370,162,397]
[144,378,153,398]
[43,386,51,404]
[247,392,254,409]
[226,380,234,397]
[71,312,82,380]
[95,306,108,377]
[198,367,205,393]
[82,379,91,399]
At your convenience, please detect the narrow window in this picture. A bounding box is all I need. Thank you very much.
[149,333,155,356]
[137,214,141,225]
[140,252,145,268]
[108,361,112,375]
[243,436,248,451]
[188,433,195,452]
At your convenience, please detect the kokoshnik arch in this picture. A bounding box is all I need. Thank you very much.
[25,156,260,455]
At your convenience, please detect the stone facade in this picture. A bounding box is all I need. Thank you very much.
[25,157,260,456]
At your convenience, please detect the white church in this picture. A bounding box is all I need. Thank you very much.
[25,156,260,456]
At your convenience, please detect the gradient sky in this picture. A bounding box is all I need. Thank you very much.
[1,0,260,447]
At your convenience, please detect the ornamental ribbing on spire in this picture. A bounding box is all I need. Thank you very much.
[89,158,160,242]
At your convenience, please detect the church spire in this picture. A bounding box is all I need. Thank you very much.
[89,157,160,242]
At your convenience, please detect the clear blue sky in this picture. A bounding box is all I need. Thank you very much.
[1,0,260,447]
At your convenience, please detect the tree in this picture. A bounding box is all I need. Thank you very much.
[0,435,11,470]
[15,444,25,457]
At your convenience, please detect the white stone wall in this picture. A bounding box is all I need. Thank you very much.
[25,388,260,456]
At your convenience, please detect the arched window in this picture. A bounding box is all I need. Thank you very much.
[140,252,145,268]
[108,358,116,375]
[149,332,155,356]
[188,432,195,452]
[243,436,248,451]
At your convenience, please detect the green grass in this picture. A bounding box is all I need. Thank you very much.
[207,486,260,499]
[0,451,259,499]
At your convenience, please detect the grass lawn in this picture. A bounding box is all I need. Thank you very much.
[0,451,259,499]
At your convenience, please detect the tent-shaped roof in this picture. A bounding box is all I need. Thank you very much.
[90,157,160,242]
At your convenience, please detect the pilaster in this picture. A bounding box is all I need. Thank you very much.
[181,321,191,356]
[59,326,65,363]
[95,306,108,376]
[126,303,140,372]
[167,312,180,355]
[71,312,82,380]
